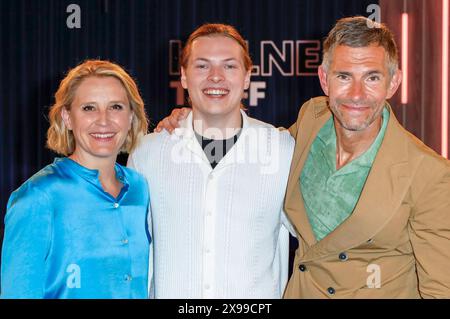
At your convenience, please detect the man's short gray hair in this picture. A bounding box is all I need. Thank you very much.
[321,16,399,78]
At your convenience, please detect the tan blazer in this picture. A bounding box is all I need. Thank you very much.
[283,96,450,298]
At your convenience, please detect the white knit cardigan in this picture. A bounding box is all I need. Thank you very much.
[128,110,295,298]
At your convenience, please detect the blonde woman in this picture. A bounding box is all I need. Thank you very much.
[1,60,150,298]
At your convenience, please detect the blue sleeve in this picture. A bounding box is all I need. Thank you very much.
[140,174,151,245]
[1,182,53,298]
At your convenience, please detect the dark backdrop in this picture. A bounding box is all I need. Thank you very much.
[0,0,378,269]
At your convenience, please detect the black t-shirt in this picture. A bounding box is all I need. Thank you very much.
[195,130,242,169]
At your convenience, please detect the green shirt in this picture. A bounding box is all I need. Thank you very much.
[300,107,390,241]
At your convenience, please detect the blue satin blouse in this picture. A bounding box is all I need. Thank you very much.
[1,157,150,298]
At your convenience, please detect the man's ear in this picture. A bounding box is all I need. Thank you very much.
[244,69,251,90]
[386,69,402,99]
[181,67,188,89]
[61,107,72,130]
[318,65,330,96]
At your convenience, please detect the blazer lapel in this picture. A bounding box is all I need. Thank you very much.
[302,105,417,261]
[285,98,331,247]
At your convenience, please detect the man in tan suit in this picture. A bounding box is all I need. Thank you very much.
[283,16,450,298]
[157,17,450,298]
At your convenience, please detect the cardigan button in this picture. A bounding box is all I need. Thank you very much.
[327,287,335,295]
[299,264,307,272]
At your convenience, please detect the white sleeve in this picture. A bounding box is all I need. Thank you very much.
[281,209,297,238]
[127,152,137,169]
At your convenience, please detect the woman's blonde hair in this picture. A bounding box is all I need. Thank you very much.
[47,59,148,155]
